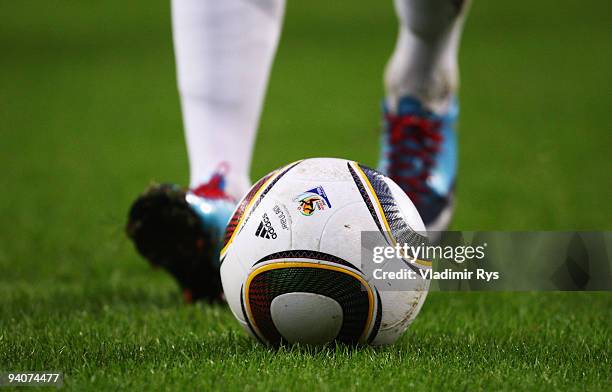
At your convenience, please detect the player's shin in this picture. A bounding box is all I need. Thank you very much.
[171,0,286,200]
[385,0,470,114]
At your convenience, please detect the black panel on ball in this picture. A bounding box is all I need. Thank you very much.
[244,265,377,345]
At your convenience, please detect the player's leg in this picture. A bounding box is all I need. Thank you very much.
[380,0,470,233]
[174,0,285,200]
[127,0,285,302]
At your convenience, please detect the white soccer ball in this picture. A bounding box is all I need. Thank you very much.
[220,158,429,345]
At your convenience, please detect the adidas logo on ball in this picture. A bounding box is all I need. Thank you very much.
[255,213,277,239]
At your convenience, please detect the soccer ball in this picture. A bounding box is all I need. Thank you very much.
[220,158,429,345]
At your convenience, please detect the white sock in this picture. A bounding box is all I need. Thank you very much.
[172,0,285,200]
[385,0,470,114]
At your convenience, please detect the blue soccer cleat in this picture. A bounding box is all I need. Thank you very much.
[126,171,235,302]
[379,96,458,233]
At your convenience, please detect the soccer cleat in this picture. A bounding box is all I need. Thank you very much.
[379,96,458,233]
[126,172,235,302]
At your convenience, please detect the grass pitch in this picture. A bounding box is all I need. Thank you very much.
[1,0,610,390]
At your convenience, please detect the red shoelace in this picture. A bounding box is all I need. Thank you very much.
[385,113,443,202]
[192,163,233,200]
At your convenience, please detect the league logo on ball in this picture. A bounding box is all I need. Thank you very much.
[294,186,331,216]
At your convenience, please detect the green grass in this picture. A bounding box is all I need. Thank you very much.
[0,0,610,390]
[1,291,609,390]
